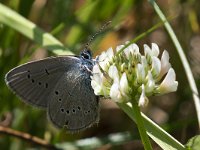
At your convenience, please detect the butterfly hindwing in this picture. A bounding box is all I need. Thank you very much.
[47,62,99,131]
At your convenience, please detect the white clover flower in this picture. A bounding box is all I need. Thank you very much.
[91,42,178,106]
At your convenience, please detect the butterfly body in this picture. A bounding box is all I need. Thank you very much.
[5,50,99,132]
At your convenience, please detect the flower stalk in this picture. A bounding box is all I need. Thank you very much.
[130,98,153,150]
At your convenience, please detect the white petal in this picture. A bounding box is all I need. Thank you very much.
[145,71,155,93]
[125,41,130,44]
[97,48,114,72]
[124,43,140,58]
[136,64,145,84]
[158,50,171,80]
[116,45,124,52]
[91,80,102,95]
[91,73,101,84]
[124,47,131,58]
[92,64,101,74]
[110,83,123,102]
[98,51,107,61]
[91,64,103,95]
[99,61,108,72]
[130,44,139,53]
[144,44,152,56]
[120,73,129,95]
[151,56,161,78]
[138,84,149,107]
[141,56,148,71]
[91,68,111,96]
[144,43,159,57]
[108,65,119,83]
[106,47,114,59]
[91,73,103,95]
[158,68,178,94]
[151,43,160,57]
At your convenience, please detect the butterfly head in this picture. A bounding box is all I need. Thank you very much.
[80,48,92,60]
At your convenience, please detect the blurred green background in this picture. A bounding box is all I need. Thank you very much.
[0,0,200,149]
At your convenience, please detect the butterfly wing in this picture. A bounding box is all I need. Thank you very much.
[47,62,99,132]
[5,56,79,108]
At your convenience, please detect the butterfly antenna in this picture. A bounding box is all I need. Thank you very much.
[84,21,112,50]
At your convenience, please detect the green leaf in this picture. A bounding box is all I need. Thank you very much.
[186,135,200,150]
[0,3,72,55]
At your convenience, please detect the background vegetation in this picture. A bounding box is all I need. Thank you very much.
[0,0,200,149]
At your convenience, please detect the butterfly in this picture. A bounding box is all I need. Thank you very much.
[5,49,99,132]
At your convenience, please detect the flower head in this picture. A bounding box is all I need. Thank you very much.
[91,42,178,107]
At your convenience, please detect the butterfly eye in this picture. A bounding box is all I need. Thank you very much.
[81,49,92,60]
[83,54,90,59]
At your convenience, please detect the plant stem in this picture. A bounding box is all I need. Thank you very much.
[131,100,153,150]
[0,125,58,150]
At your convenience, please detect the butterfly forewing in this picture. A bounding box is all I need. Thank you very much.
[47,62,99,131]
[5,56,79,108]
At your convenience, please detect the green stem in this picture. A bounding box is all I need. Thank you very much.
[118,103,186,150]
[130,100,153,150]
